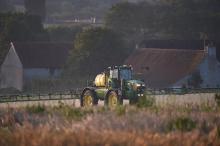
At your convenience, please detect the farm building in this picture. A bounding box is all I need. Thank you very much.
[1,40,220,91]
[0,42,72,91]
[125,41,220,89]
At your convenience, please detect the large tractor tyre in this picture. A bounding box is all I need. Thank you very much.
[80,89,98,107]
[105,91,122,108]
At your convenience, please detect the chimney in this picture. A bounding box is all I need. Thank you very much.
[135,44,139,50]
[206,42,216,58]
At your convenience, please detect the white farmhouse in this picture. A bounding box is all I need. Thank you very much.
[0,43,23,91]
[0,42,72,91]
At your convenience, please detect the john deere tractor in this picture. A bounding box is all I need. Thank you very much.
[80,65,146,107]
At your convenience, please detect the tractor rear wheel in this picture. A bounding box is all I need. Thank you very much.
[80,89,98,107]
[105,91,121,108]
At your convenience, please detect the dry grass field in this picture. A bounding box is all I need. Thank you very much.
[0,94,220,146]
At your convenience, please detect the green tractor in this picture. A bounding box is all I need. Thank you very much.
[80,65,146,107]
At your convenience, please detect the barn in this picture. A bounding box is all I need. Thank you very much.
[125,42,220,89]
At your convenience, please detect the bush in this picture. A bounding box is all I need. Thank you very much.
[200,102,213,112]
[26,104,46,114]
[166,117,196,132]
[114,105,126,116]
[54,104,93,121]
[63,107,84,120]
[215,93,220,107]
[137,95,155,108]
[217,126,220,138]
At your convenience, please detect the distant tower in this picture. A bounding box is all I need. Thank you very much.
[24,0,46,21]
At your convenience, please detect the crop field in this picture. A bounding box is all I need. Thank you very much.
[0,93,220,146]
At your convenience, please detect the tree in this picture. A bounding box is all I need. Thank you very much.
[0,36,10,64]
[46,0,120,20]
[105,2,159,47]
[159,0,220,40]
[46,26,83,42]
[0,13,49,62]
[105,0,220,45]
[24,0,46,21]
[0,13,48,42]
[64,27,128,78]
[0,0,13,12]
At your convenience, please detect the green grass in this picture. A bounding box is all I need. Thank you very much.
[52,101,93,120]
[166,117,197,132]
[25,104,46,114]
[114,105,126,116]
[218,126,220,138]
[136,95,155,108]
[215,93,220,107]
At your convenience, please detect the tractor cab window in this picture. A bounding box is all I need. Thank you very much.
[110,69,118,79]
[120,68,132,80]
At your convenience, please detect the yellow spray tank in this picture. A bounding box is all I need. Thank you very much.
[94,73,108,87]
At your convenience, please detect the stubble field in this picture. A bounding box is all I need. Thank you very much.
[0,94,220,146]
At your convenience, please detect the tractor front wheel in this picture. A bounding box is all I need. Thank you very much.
[105,91,121,108]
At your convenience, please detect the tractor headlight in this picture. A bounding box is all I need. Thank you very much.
[136,84,145,87]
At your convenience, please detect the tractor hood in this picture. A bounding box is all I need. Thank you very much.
[127,80,145,85]
[126,80,146,89]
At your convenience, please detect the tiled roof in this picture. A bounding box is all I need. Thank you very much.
[13,42,73,68]
[140,40,205,49]
[125,48,205,88]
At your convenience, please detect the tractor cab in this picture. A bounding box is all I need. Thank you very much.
[108,65,132,88]
[109,65,132,80]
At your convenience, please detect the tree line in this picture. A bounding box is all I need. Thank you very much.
[0,0,46,21]
[105,0,220,45]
